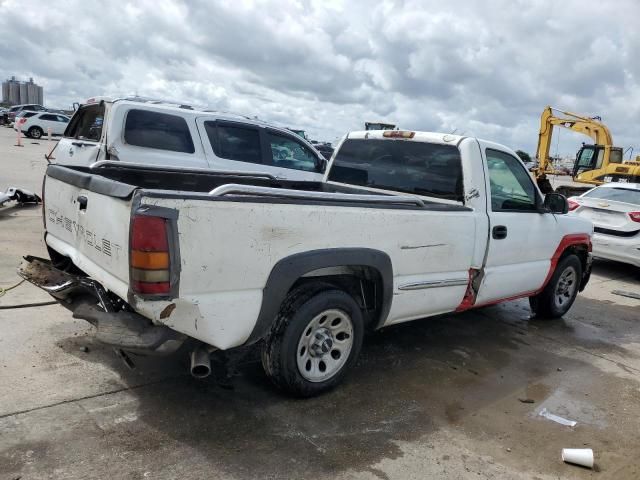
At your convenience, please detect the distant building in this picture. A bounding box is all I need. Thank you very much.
[1,76,44,105]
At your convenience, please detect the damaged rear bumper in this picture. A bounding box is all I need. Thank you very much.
[17,256,185,355]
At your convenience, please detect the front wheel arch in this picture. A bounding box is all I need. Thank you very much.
[530,254,583,319]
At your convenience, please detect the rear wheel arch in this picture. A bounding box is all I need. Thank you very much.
[246,248,393,345]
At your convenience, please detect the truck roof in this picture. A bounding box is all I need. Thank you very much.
[346,130,520,157]
[81,95,269,125]
[347,130,466,146]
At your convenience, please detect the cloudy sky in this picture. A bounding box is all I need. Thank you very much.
[1,0,639,155]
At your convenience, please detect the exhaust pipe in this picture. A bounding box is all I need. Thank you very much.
[190,346,211,379]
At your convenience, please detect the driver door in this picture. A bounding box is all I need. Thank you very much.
[475,147,560,304]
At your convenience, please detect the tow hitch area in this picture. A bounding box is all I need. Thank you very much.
[17,256,185,355]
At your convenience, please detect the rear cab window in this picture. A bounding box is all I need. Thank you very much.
[124,109,195,153]
[328,138,463,201]
[64,103,105,141]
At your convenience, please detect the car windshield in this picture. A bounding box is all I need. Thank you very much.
[583,187,640,205]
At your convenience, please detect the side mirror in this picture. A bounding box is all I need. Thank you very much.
[543,192,569,214]
[315,157,327,174]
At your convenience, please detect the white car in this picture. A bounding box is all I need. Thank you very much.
[17,112,70,139]
[53,96,327,181]
[568,183,640,267]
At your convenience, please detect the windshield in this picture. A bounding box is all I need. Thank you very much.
[328,138,463,200]
[583,187,640,205]
[576,146,595,167]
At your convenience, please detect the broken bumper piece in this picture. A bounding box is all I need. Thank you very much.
[18,256,185,355]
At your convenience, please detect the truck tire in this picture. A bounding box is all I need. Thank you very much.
[261,284,364,397]
[529,254,582,319]
[28,126,43,139]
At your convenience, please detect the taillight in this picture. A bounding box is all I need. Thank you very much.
[130,215,171,295]
[629,211,640,223]
[568,199,580,211]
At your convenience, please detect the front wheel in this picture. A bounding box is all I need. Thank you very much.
[262,285,364,397]
[530,254,582,319]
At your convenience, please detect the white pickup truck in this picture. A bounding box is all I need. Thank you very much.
[20,130,593,396]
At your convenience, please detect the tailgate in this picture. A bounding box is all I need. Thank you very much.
[44,172,134,300]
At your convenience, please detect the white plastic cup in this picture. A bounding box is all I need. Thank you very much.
[562,448,594,468]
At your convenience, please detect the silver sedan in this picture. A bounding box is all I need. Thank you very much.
[568,182,640,268]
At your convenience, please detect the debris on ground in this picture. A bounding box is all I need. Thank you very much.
[0,187,41,206]
[539,408,577,427]
[79,346,89,353]
[611,290,640,300]
[518,398,535,403]
[562,448,594,469]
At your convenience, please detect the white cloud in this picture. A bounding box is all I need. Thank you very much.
[1,0,639,155]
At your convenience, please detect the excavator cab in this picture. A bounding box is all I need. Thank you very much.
[573,145,601,177]
[573,145,624,179]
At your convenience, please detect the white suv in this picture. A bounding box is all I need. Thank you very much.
[16,112,70,139]
[55,97,327,181]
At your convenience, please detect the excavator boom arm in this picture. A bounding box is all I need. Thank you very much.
[535,106,613,177]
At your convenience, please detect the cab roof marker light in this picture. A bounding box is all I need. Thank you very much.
[383,131,415,139]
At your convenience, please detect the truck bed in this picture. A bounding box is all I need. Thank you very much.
[42,162,476,350]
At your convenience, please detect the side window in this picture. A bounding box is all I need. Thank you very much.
[64,104,105,141]
[57,116,69,123]
[124,109,194,153]
[205,122,262,164]
[40,114,56,121]
[486,149,538,211]
[266,131,318,172]
[595,148,605,169]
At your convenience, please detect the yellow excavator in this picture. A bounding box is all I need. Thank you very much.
[533,106,640,196]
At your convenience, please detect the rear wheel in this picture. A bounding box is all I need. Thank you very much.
[262,285,364,397]
[529,254,582,318]
[28,126,43,139]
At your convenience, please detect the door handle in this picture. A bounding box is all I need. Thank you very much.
[72,141,94,147]
[77,195,88,211]
[492,225,507,240]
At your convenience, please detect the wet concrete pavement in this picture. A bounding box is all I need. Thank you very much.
[1,128,639,479]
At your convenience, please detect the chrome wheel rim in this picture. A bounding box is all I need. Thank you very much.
[32,129,41,138]
[554,266,577,310]
[296,309,354,382]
